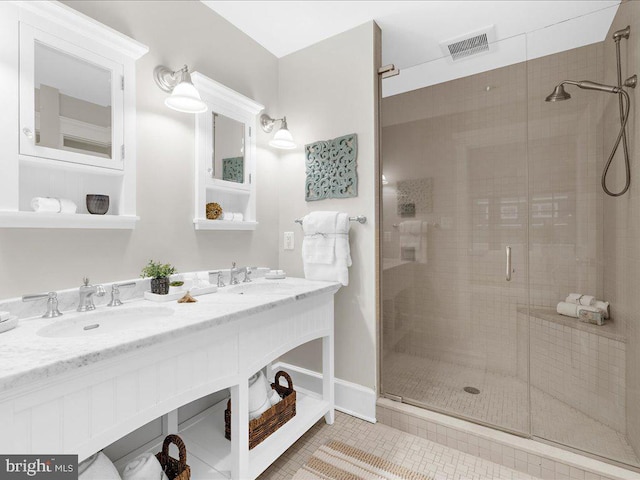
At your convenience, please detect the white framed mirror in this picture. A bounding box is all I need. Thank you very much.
[19,22,124,170]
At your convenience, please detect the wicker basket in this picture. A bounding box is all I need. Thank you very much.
[225,371,297,449]
[155,434,191,480]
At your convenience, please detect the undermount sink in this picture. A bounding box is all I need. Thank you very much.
[221,282,297,296]
[37,306,175,338]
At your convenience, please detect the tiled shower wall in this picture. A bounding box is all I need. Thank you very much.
[602,0,640,460]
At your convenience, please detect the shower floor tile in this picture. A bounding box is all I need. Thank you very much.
[383,352,640,467]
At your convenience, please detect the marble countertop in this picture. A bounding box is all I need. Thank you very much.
[0,277,341,392]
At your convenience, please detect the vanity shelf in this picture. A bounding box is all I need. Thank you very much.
[115,391,331,479]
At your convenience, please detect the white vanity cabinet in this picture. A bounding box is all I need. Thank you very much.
[0,284,337,480]
[0,1,148,228]
[192,73,263,231]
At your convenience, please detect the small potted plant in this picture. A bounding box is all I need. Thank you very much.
[141,260,177,295]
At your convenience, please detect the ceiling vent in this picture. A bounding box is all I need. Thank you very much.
[439,26,496,62]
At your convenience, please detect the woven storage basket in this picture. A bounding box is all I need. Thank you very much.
[225,371,297,449]
[155,434,191,480]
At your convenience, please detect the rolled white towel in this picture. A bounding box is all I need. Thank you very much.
[557,302,578,318]
[31,197,77,214]
[233,212,244,222]
[565,293,596,306]
[123,453,168,480]
[268,389,282,406]
[594,300,610,319]
[78,452,121,480]
[221,212,234,221]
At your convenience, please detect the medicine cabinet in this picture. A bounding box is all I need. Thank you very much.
[192,73,263,231]
[0,1,148,228]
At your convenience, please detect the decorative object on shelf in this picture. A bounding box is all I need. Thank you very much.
[223,156,244,183]
[225,370,297,449]
[31,197,78,214]
[260,113,296,149]
[177,292,197,303]
[141,260,177,295]
[305,133,358,201]
[155,435,191,480]
[86,194,110,215]
[206,202,223,220]
[153,65,207,114]
[397,177,433,215]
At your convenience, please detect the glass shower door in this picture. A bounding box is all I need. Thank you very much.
[380,35,530,435]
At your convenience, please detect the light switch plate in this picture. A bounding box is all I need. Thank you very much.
[284,231,294,250]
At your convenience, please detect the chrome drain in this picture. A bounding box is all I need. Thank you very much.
[463,386,480,395]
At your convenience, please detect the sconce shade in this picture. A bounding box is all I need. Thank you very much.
[165,80,207,113]
[154,65,207,114]
[269,126,296,149]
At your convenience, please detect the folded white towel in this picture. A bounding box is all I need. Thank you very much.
[303,212,351,286]
[557,302,578,318]
[594,300,610,319]
[302,211,338,265]
[565,293,596,306]
[0,311,10,322]
[31,197,77,214]
[79,452,122,480]
[123,453,168,480]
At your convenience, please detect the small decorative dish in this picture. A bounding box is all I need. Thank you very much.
[0,316,19,334]
[144,285,217,302]
[265,271,286,280]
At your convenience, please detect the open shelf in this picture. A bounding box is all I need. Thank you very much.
[194,218,258,231]
[115,391,330,479]
[0,211,138,229]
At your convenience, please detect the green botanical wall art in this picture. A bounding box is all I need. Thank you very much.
[304,133,357,201]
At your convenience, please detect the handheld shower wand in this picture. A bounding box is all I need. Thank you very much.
[545,26,636,197]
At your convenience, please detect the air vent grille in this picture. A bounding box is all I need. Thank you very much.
[447,33,489,60]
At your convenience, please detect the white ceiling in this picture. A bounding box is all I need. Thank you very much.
[204,1,620,96]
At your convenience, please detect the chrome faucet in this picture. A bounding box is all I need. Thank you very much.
[243,266,254,283]
[209,271,225,287]
[77,277,106,312]
[22,291,62,318]
[230,262,241,285]
[107,282,135,307]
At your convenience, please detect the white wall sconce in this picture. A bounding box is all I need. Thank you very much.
[153,64,207,113]
[260,114,296,149]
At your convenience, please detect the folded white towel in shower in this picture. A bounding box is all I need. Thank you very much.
[30,197,77,214]
[557,302,579,318]
[594,300,610,319]
[565,293,596,306]
[302,211,338,264]
[303,212,351,286]
[78,452,121,480]
[123,453,168,480]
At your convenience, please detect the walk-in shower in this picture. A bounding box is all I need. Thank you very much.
[545,26,637,197]
[381,3,640,469]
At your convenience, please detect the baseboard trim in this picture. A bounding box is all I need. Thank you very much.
[270,362,376,423]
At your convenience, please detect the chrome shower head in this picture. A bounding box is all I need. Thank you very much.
[545,83,571,102]
[545,80,621,102]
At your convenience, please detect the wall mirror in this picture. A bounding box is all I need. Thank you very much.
[19,23,124,170]
[212,112,245,184]
[34,42,113,158]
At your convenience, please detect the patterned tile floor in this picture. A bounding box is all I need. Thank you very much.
[258,411,541,480]
[382,353,640,467]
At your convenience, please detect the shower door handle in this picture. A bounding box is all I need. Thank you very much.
[506,246,512,281]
